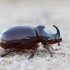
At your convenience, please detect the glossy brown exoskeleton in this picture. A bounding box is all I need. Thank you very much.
[0,25,62,59]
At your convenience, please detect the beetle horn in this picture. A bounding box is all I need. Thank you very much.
[53,25,60,37]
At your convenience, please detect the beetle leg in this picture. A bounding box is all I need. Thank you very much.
[1,48,16,57]
[49,44,57,50]
[44,44,53,57]
[58,42,60,46]
[28,45,38,60]
[49,45,54,50]
[47,44,54,50]
[49,44,58,50]
[44,44,54,50]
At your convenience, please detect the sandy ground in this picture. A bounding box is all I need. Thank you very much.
[0,0,70,70]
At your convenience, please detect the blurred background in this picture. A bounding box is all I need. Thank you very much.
[0,0,70,30]
[0,0,70,70]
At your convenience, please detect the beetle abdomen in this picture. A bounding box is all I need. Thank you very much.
[1,26,36,41]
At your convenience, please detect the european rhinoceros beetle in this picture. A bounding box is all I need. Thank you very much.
[0,25,62,59]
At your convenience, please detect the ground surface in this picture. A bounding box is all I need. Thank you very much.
[0,0,70,70]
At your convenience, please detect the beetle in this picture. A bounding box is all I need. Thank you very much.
[0,25,62,59]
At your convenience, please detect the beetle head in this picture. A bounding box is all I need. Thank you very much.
[47,25,62,45]
[53,25,62,44]
[35,25,62,45]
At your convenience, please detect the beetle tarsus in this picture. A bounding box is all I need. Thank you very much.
[44,45,53,57]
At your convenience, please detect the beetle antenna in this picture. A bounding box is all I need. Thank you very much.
[53,25,60,37]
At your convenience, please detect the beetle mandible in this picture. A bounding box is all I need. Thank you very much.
[0,25,62,59]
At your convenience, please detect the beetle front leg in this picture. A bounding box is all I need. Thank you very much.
[58,42,60,46]
[47,44,54,50]
[44,45,53,57]
[50,45,54,50]
[47,44,58,51]
[49,45,58,50]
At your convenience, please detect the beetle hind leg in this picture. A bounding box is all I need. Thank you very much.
[1,48,16,57]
